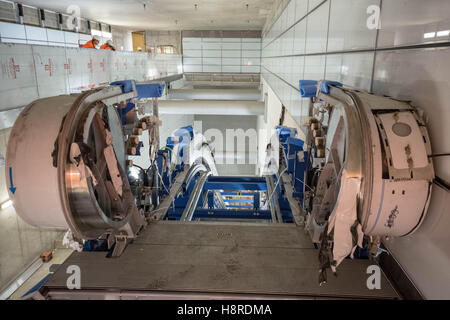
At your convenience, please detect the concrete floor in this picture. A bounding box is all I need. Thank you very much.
[42,221,399,299]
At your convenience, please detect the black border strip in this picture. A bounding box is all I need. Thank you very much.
[434,176,450,191]
[378,243,423,300]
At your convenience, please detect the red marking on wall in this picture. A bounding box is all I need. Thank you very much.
[2,58,21,79]
[100,59,105,72]
[11,58,20,79]
[64,58,72,75]
[88,59,94,73]
[44,59,54,77]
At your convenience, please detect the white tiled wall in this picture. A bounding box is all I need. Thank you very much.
[183,37,261,73]
[0,42,183,111]
[0,21,92,47]
[261,0,450,299]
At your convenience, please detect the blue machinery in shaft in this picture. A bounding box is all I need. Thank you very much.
[137,124,309,224]
[109,79,312,225]
[111,80,311,224]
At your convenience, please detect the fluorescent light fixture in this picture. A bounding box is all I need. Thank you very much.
[424,32,436,39]
[437,30,450,37]
[1,199,13,210]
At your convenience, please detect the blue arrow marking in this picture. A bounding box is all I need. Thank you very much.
[9,167,16,194]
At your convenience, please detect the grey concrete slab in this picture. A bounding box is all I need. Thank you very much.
[43,222,399,299]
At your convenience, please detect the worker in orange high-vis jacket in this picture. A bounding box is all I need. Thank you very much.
[100,40,117,51]
[81,35,100,49]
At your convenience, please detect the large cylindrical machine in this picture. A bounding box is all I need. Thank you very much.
[303,86,435,273]
[6,86,144,245]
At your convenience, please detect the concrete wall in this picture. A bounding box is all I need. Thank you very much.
[0,128,64,293]
[261,0,450,299]
[0,42,182,112]
[194,115,258,176]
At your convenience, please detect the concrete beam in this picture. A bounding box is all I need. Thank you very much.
[167,89,261,101]
[149,100,265,116]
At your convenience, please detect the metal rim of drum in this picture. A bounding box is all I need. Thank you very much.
[57,90,131,240]
[317,88,372,232]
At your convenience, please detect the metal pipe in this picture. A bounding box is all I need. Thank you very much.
[181,171,210,222]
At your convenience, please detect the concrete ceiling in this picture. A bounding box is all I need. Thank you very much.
[20,0,274,31]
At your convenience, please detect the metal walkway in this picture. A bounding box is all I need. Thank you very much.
[41,222,399,299]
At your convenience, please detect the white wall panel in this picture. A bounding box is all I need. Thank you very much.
[242,58,260,66]
[64,31,79,45]
[242,42,261,50]
[325,53,370,91]
[242,50,261,58]
[222,66,241,73]
[0,22,26,40]
[183,50,202,58]
[223,58,241,66]
[0,44,38,110]
[25,25,47,43]
[0,42,181,109]
[203,57,221,65]
[293,20,307,55]
[203,65,221,73]
[183,42,201,50]
[202,50,221,58]
[32,45,67,98]
[327,0,379,52]
[305,1,330,54]
[46,29,65,44]
[202,42,221,50]
[202,37,221,43]
[286,0,296,28]
[295,0,308,21]
[242,66,260,73]
[183,58,202,65]
[308,0,324,11]
[183,36,260,74]
[303,55,326,80]
[222,50,241,58]
[378,0,450,48]
[222,42,241,50]
[66,47,87,91]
